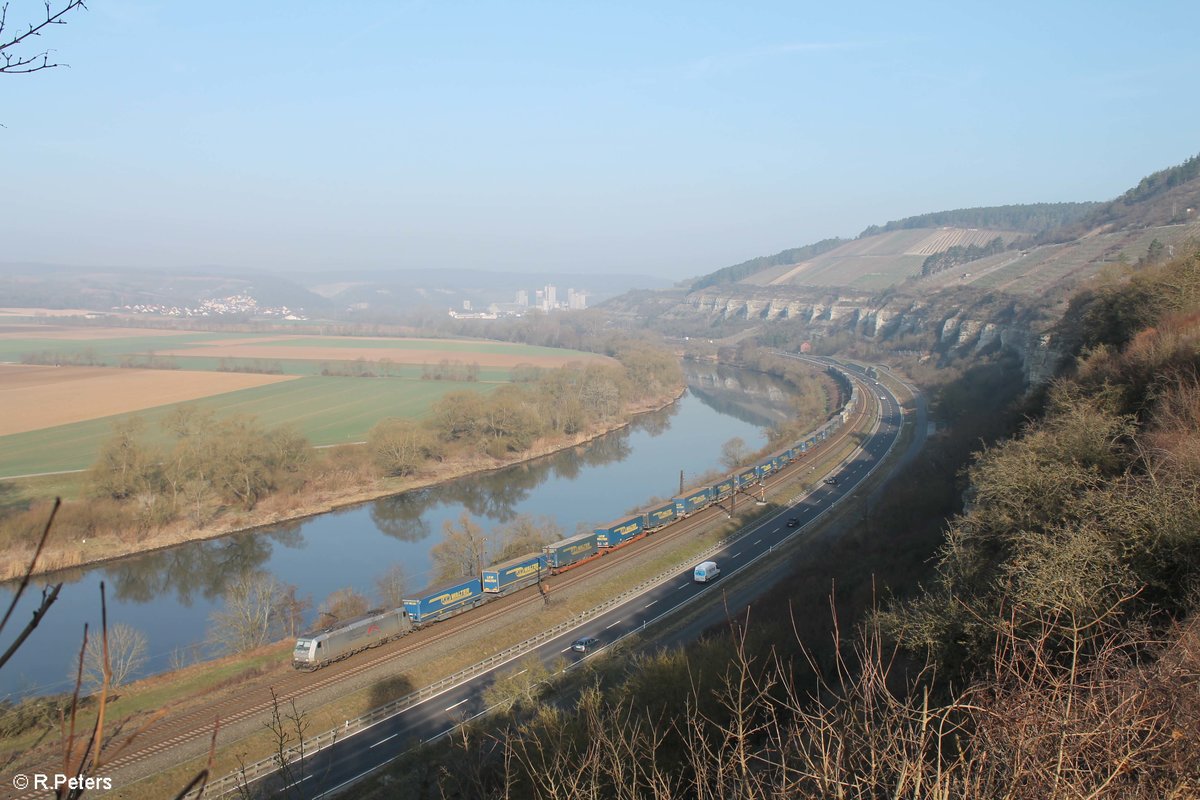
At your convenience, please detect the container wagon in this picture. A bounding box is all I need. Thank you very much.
[673,487,713,518]
[544,531,602,570]
[737,466,761,490]
[758,459,775,478]
[596,515,644,547]
[483,553,547,593]
[710,477,735,502]
[292,607,411,670]
[403,578,484,625]
[643,502,677,531]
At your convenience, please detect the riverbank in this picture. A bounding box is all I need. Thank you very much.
[0,385,686,582]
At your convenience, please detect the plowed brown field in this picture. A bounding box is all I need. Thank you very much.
[0,365,297,436]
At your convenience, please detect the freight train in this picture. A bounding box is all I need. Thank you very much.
[291,383,861,669]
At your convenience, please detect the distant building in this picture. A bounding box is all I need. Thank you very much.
[448,309,497,320]
[567,288,588,310]
[463,300,473,311]
[545,284,558,309]
[515,290,529,307]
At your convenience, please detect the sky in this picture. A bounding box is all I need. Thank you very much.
[3,0,1199,280]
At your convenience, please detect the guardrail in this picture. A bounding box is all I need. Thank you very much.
[197,359,881,799]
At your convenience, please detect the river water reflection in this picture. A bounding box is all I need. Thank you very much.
[0,365,793,698]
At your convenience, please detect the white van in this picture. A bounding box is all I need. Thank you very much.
[693,561,720,583]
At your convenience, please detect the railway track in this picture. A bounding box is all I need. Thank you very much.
[4,390,873,799]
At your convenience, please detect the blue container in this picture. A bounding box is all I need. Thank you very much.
[596,515,645,547]
[403,578,483,624]
[710,477,736,502]
[737,467,761,489]
[673,487,714,517]
[482,553,546,593]
[759,459,776,478]
[643,502,677,531]
[544,531,601,569]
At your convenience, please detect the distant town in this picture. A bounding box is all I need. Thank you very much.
[449,284,589,320]
[120,294,307,320]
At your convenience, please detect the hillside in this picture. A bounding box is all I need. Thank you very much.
[740,227,1022,290]
[609,153,1200,383]
[676,152,1200,298]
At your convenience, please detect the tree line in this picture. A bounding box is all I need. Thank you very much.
[919,235,1005,276]
[370,347,678,472]
[859,202,1099,237]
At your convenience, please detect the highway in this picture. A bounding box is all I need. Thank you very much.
[235,359,908,799]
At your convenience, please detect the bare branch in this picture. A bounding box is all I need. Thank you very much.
[0,1,87,75]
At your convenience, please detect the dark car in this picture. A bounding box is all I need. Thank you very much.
[823,477,838,486]
[572,636,600,653]
[786,517,799,527]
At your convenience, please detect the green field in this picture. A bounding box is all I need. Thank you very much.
[0,376,497,477]
[0,328,603,478]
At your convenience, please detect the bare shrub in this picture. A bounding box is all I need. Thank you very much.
[77,622,147,691]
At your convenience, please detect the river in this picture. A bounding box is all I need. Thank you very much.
[0,364,795,699]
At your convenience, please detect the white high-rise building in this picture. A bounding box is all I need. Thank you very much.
[516,290,529,306]
[545,284,558,309]
[567,288,588,310]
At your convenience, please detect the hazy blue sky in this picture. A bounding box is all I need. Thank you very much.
[3,1,1198,279]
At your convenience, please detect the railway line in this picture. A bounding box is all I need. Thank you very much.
[2,359,887,800]
[227,360,909,799]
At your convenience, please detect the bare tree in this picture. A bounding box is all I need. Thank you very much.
[720,436,748,471]
[430,513,487,583]
[318,587,368,624]
[77,622,146,691]
[1,1,88,76]
[373,563,408,610]
[275,583,311,639]
[208,571,282,653]
[494,514,562,562]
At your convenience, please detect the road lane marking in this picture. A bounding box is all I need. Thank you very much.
[732,552,741,558]
[370,733,398,749]
[606,620,622,629]
[645,600,658,607]
[445,698,468,712]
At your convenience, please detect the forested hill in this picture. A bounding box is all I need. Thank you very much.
[1036,151,1200,242]
[858,202,1100,237]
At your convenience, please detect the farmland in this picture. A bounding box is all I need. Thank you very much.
[0,324,603,478]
